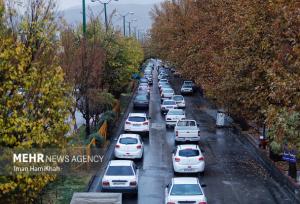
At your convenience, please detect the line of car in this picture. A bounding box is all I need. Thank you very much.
[101,59,208,204]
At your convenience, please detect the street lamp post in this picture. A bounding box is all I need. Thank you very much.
[82,0,87,35]
[91,0,118,32]
[128,19,137,37]
[115,12,134,36]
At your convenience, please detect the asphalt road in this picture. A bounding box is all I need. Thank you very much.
[91,64,295,204]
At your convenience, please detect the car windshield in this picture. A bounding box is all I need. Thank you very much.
[177,121,196,126]
[173,96,183,101]
[119,137,138,145]
[168,110,184,115]
[140,79,148,83]
[170,184,202,195]
[106,166,134,176]
[184,81,193,85]
[163,101,176,105]
[128,116,146,122]
[179,149,200,157]
[138,87,147,91]
[136,95,148,100]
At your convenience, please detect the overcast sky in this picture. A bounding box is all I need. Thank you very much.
[58,0,165,10]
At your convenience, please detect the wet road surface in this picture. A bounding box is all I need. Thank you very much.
[90,65,294,204]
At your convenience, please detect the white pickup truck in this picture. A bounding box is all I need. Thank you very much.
[174,119,200,143]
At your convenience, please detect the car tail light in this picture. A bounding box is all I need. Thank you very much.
[143,121,149,125]
[126,121,131,125]
[198,131,200,136]
[102,181,109,186]
[129,181,137,186]
[115,144,120,148]
[175,157,180,162]
[137,145,142,149]
[199,157,204,161]
[176,131,178,136]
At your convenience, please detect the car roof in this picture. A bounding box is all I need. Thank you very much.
[177,144,199,150]
[129,113,147,117]
[109,160,133,166]
[173,177,199,184]
[119,134,140,139]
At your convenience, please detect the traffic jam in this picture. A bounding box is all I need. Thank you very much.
[100,59,208,204]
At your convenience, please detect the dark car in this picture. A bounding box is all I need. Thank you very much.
[133,94,149,109]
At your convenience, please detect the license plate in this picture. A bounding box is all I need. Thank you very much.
[113,182,126,185]
[167,106,173,108]
[133,124,140,126]
[184,168,193,172]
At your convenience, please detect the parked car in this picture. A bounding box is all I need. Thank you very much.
[102,160,139,194]
[133,94,149,109]
[172,95,185,108]
[161,99,177,114]
[165,177,207,204]
[124,113,150,136]
[114,134,144,159]
[172,144,205,174]
[139,77,148,84]
[181,84,193,95]
[165,109,186,127]
[138,85,149,94]
[174,119,200,143]
[160,84,172,93]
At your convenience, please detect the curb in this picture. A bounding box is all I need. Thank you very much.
[232,124,300,202]
[86,82,137,192]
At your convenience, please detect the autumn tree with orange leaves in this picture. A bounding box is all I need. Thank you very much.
[150,0,300,176]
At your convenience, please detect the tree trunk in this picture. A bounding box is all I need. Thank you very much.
[288,162,297,180]
[85,96,90,138]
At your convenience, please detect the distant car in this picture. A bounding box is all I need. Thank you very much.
[172,95,185,108]
[165,109,186,127]
[165,177,207,204]
[124,113,150,135]
[133,94,149,109]
[172,144,205,174]
[161,88,175,101]
[161,100,177,114]
[174,71,180,77]
[183,80,196,91]
[114,134,144,159]
[139,77,148,84]
[160,84,172,93]
[181,84,193,95]
[138,85,150,94]
[102,160,139,194]
[174,120,200,143]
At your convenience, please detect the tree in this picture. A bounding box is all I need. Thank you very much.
[0,0,72,201]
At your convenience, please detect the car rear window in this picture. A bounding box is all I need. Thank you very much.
[164,89,173,93]
[170,184,202,195]
[128,116,146,122]
[177,121,196,126]
[168,110,184,115]
[106,166,134,176]
[179,149,199,157]
[119,137,138,145]
[173,96,183,101]
[163,101,176,105]
[136,95,148,100]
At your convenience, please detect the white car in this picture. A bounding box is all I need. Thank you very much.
[114,134,144,159]
[161,88,175,100]
[102,160,139,194]
[165,177,207,204]
[172,95,185,108]
[181,84,193,95]
[175,120,200,143]
[165,109,186,127]
[124,113,150,135]
[161,100,177,114]
[172,145,205,174]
